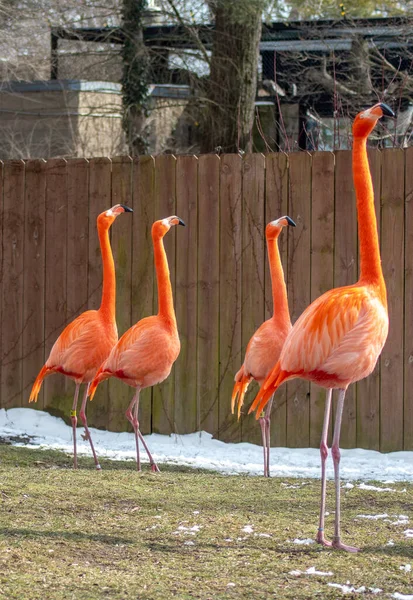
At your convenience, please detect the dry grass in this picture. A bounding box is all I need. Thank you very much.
[0,444,412,599]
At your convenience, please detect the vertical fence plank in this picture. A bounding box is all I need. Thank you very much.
[65,159,89,402]
[108,156,133,432]
[219,154,242,442]
[22,160,46,408]
[152,155,176,434]
[286,152,312,447]
[1,160,25,409]
[240,154,266,444]
[43,159,68,413]
[197,154,220,436]
[175,156,198,433]
[87,157,112,428]
[380,149,404,452]
[357,149,381,449]
[309,152,335,447]
[404,147,413,450]
[265,153,289,447]
[334,150,357,448]
[132,156,155,435]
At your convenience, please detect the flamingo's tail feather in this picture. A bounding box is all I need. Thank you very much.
[88,367,111,401]
[231,371,252,420]
[248,362,289,419]
[29,365,51,403]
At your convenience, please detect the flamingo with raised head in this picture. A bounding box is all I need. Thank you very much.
[88,216,185,472]
[29,204,133,470]
[232,215,296,476]
[249,103,394,552]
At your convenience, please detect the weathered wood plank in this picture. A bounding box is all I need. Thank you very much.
[43,159,69,413]
[108,156,133,432]
[1,160,25,409]
[240,153,266,444]
[356,149,381,449]
[309,152,335,448]
[131,156,155,435]
[334,150,357,448]
[219,154,242,442]
[65,159,89,401]
[175,155,198,433]
[22,160,46,409]
[286,152,312,447]
[404,147,413,450]
[197,154,220,437]
[87,157,112,428]
[0,161,3,406]
[152,154,176,434]
[380,149,404,452]
[264,153,289,447]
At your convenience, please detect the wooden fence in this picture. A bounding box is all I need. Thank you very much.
[0,151,411,452]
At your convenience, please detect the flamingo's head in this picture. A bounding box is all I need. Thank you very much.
[152,215,186,238]
[98,204,133,228]
[266,215,296,239]
[353,102,395,139]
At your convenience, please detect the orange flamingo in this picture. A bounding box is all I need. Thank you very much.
[88,216,185,472]
[231,216,295,477]
[29,204,133,470]
[249,103,394,552]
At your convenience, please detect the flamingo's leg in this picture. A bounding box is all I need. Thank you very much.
[126,389,141,471]
[331,388,359,553]
[71,384,80,469]
[264,396,273,477]
[316,388,332,547]
[259,414,268,477]
[79,383,101,470]
[137,431,160,473]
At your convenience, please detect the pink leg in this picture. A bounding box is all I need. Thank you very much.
[126,389,141,471]
[259,415,268,477]
[331,388,359,553]
[71,384,80,469]
[79,383,101,470]
[316,388,332,547]
[137,431,160,473]
[264,396,273,477]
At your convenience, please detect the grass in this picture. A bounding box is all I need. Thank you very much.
[0,444,412,599]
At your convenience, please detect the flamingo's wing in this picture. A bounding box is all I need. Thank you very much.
[47,310,117,377]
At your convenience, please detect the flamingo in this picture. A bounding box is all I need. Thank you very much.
[231,215,296,477]
[88,216,185,472]
[249,102,394,552]
[29,204,133,470]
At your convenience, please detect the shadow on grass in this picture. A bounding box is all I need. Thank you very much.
[362,543,413,558]
[0,527,133,545]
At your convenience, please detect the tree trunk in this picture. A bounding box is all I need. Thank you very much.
[200,1,264,153]
[121,0,150,155]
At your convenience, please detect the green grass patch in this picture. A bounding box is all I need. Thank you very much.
[0,445,412,599]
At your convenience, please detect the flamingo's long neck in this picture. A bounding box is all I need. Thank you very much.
[98,224,116,320]
[267,232,291,329]
[153,232,176,326]
[353,135,386,300]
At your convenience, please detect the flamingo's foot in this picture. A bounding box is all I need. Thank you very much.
[316,532,332,547]
[332,537,359,553]
[81,432,89,441]
[96,464,102,471]
[151,463,160,473]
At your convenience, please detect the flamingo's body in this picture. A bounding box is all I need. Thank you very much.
[249,103,394,552]
[88,216,185,472]
[29,204,133,469]
[231,216,295,476]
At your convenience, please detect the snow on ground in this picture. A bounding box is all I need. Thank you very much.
[1,408,413,481]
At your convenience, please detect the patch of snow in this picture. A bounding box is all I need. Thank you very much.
[386,540,395,546]
[292,538,315,545]
[404,530,413,538]
[343,482,354,489]
[357,514,389,520]
[1,408,413,481]
[392,594,413,600]
[184,541,195,546]
[399,565,411,572]
[256,533,271,538]
[227,583,236,587]
[358,483,396,492]
[242,525,254,534]
[391,516,409,525]
[328,583,382,594]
